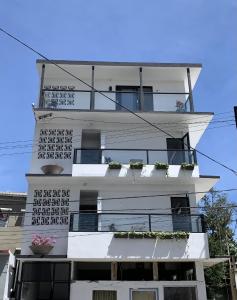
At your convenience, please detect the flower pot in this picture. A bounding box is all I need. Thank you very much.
[41,164,64,175]
[30,245,53,255]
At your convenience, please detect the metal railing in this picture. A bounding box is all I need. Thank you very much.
[73,148,197,165]
[69,212,205,233]
[39,89,192,112]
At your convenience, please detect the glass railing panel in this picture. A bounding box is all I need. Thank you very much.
[102,150,147,164]
[98,214,149,232]
[70,213,204,233]
[73,149,196,165]
[42,90,91,110]
[153,93,190,112]
[148,150,168,165]
[94,91,116,110]
[150,215,173,231]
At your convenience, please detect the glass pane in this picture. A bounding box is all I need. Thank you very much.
[52,283,70,300]
[164,287,197,300]
[21,282,38,300]
[38,282,51,299]
[22,263,53,282]
[93,290,117,300]
[81,149,101,164]
[143,87,153,111]
[132,290,156,300]
[54,263,70,281]
[79,213,98,231]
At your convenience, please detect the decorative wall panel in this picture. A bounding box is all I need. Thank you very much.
[32,189,70,226]
[38,129,73,159]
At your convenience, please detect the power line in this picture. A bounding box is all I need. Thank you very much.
[0,27,236,175]
[0,122,235,157]
[1,188,236,210]
[0,112,234,146]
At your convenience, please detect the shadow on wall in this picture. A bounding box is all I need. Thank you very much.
[107,237,189,259]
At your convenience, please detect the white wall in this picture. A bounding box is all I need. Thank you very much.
[30,120,192,174]
[70,277,207,300]
[67,232,209,260]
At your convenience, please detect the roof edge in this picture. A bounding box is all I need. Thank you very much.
[36,59,202,68]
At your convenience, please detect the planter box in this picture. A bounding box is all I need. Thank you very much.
[181,164,195,171]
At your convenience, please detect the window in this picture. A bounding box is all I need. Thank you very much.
[116,86,153,112]
[159,262,196,281]
[79,191,98,231]
[171,197,191,232]
[81,129,101,164]
[131,289,157,300]
[164,287,197,300]
[17,262,70,300]
[93,290,117,300]
[74,262,111,280]
[117,262,153,281]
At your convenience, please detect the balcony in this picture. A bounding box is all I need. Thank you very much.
[39,89,192,112]
[69,212,205,233]
[67,212,208,260]
[73,148,197,165]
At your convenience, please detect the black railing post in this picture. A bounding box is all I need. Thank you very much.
[193,149,197,165]
[73,149,77,164]
[69,213,74,232]
[39,64,45,108]
[90,66,95,110]
[146,150,149,164]
[148,215,152,231]
[139,67,144,111]
[187,68,194,112]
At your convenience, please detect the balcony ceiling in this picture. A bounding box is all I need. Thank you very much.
[34,109,213,148]
[26,173,219,201]
[36,60,201,89]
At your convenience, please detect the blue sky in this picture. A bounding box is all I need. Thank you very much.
[0,0,236,202]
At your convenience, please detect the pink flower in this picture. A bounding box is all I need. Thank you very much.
[31,234,56,246]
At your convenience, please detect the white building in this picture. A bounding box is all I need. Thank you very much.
[4,61,224,300]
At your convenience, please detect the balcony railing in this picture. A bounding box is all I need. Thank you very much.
[73,148,197,165]
[69,213,205,233]
[39,89,192,112]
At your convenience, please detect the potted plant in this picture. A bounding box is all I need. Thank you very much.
[154,162,169,170]
[108,161,122,170]
[181,163,195,170]
[129,161,144,169]
[30,234,56,255]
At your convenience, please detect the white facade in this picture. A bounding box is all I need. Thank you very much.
[7,61,220,300]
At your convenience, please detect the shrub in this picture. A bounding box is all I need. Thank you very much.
[108,161,122,169]
[181,163,195,170]
[154,162,169,170]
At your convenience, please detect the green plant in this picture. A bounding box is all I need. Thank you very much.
[181,163,195,170]
[108,161,122,169]
[114,231,189,239]
[154,162,169,170]
[129,162,144,169]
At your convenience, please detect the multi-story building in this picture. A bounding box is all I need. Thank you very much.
[0,192,26,300]
[4,61,224,300]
